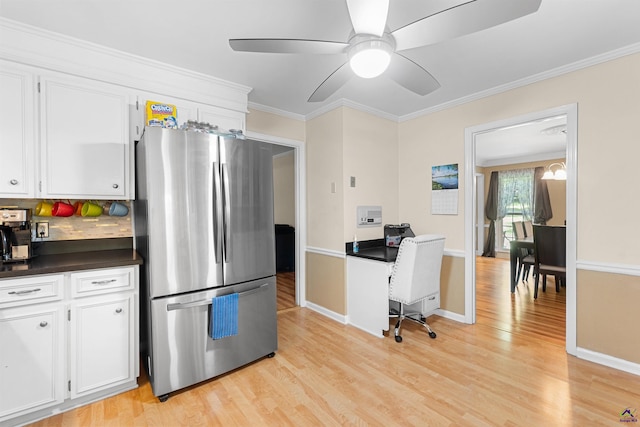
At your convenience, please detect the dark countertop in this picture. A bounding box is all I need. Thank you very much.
[0,249,143,279]
[345,238,399,262]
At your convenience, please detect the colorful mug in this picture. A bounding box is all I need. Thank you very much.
[35,201,53,217]
[81,201,102,217]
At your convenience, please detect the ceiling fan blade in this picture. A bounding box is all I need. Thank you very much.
[308,62,353,102]
[346,0,389,37]
[392,0,542,52]
[229,38,348,54]
[386,54,441,96]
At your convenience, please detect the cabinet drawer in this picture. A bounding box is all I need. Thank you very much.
[422,292,440,314]
[71,267,134,297]
[0,274,64,308]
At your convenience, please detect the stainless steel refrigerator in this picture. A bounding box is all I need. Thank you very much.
[134,126,277,401]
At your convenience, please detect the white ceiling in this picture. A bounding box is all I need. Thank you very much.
[2,0,640,119]
[475,115,567,167]
[0,0,636,162]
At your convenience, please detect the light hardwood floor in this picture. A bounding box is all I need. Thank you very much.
[276,271,296,312]
[27,259,639,426]
[475,255,566,347]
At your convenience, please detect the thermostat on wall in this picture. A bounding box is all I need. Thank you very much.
[357,205,382,228]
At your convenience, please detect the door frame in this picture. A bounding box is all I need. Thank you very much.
[463,104,578,356]
[246,131,306,307]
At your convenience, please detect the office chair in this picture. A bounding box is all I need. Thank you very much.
[389,234,445,343]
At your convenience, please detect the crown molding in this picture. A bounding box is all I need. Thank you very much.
[305,98,398,122]
[257,41,640,124]
[398,41,640,122]
[0,17,251,113]
[248,102,305,121]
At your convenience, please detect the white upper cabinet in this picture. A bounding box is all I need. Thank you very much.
[130,94,198,140]
[130,94,246,138]
[40,74,131,200]
[0,62,36,198]
[198,105,245,132]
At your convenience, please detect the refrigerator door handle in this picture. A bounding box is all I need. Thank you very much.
[213,161,223,264]
[165,283,270,311]
[221,163,231,264]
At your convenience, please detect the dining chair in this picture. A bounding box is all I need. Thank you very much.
[532,225,566,299]
[523,220,534,238]
[512,221,534,282]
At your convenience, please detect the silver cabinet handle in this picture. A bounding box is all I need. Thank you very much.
[9,179,18,185]
[212,161,223,265]
[221,163,231,263]
[166,283,268,311]
[113,183,119,189]
[39,321,48,327]
[8,288,41,296]
[91,279,117,285]
[115,308,123,314]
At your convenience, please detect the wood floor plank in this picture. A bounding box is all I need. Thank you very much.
[24,258,639,426]
[277,271,296,311]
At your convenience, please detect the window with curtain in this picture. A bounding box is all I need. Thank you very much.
[497,168,534,251]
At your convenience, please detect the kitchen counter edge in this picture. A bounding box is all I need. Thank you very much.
[0,249,143,279]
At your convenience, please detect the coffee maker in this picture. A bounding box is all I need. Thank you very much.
[0,209,33,263]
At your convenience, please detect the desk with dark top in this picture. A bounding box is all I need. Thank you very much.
[509,237,534,292]
[346,239,398,262]
[346,237,441,337]
[346,239,397,337]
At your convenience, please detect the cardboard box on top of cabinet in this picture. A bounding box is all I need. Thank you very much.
[146,101,178,128]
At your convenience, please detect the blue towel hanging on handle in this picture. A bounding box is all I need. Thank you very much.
[210,293,239,339]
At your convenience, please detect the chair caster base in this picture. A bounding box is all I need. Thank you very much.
[395,335,403,343]
[429,331,436,339]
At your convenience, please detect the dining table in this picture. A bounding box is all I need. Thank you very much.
[509,237,534,292]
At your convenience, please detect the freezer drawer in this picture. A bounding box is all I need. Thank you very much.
[147,277,277,397]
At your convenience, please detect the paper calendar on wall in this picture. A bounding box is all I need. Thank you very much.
[431,163,459,215]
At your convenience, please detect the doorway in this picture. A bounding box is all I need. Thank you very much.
[273,146,297,311]
[248,131,306,312]
[464,104,578,355]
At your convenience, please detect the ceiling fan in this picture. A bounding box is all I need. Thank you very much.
[229,0,542,102]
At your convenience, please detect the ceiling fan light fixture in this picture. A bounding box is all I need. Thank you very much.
[348,38,392,79]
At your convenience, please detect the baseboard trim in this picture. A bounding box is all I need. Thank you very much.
[305,302,347,324]
[434,308,466,324]
[576,347,640,377]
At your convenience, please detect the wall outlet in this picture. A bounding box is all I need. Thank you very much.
[36,222,49,238]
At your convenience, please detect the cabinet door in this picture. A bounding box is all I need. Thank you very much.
[0,62,35,197]
[198,105,245,132]
[70,293,135,398]
[40,74,130,199]
[131,94,198,140]
[0,303,65,420]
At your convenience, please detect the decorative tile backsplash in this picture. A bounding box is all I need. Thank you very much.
[0,199,132,241]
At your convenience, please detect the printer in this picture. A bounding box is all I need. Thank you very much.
[384,223,415,247]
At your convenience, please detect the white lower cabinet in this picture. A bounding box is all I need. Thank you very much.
[0,303,65,420]
[0,265,139,426]
[70,292,135,398]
